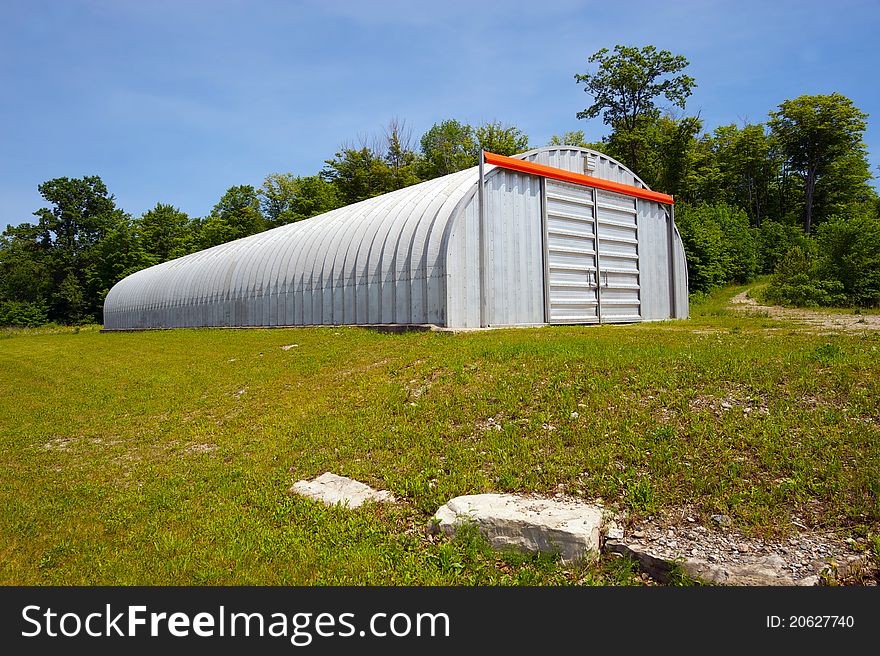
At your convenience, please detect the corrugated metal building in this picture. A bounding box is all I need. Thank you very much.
[103,146,688,330]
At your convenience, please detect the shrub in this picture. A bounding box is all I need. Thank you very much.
[762,246,847,307]
[0,300,49,327]
[815,214,880,307]
[675,202,759,293]
[755,221,811,274]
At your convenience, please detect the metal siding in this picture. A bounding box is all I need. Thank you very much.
[104,146,686,330]
[480,170,543,326]
[674,227,690,319]
[635,201,671,321]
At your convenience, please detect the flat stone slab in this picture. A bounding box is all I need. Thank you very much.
[432,494,603,564]
[605,541,870,586]
[290,472,395,508]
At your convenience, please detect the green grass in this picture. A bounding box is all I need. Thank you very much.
[1,286,878,585]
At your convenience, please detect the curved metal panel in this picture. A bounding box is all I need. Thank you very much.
[103,146,688,331]
[103,169,479,329]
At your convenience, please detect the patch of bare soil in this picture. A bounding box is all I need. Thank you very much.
[729,291,880,333]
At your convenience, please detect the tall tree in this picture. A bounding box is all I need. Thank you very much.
[200,185,266,248]
[135,203,194,262]
[574,45,696,176]
[768,93,869,233]
[473,121,529,157]
[322,148,393,205]
[418,119,476,179]
[383,118,421,191]
[0,222,51,325]
[29,176,126,322]
[258,173,301,227]
[712,123,773,226]
[259,173,340,225]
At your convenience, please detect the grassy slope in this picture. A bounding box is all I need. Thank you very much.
[0,285,877,584]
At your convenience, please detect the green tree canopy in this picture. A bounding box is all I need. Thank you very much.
[322,148,394,205]
[27,175,127,322]
[474,122,529,157]
[575,45,696,176]
[200,185,266,248]
[135,203,195,263]
[259,173,341,225]
[768,93,870,233]
[418,119,476,179]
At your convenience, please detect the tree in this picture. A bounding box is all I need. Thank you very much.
[88,218,151,304]
[383,118,421,191]
[418,119,476,179]
[200,185,266,248]
[675,203,759,292]
[547,130,591,148]
[28,175,126,322]
[712,123,773,226]
[0,222,51,324]
[135,203,194,262]
[259,173,341,225]
[574,45,696,176]
[322,148,394,205]
[473,121,529,157]
[768,93,869,233]
[258,173,301,227]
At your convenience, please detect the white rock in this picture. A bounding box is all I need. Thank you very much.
[605,521,625,542]
[432,494,603,563]
[290,472,395,508]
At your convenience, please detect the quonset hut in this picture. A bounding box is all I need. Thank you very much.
[103,147,688,330]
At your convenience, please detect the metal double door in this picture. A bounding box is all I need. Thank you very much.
[543,179,641,323]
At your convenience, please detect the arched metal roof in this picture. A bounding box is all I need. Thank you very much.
[103,146,681,330]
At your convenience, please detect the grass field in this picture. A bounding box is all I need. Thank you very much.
[1,284,878,585]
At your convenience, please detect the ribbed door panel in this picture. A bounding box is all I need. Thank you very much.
[545,181,599,323]
[596,190,641,321]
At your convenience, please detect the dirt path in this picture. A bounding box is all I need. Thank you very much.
[729,291,880,333]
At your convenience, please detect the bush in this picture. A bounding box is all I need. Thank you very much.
[675,203,759,293]
[0,300,49,327]
[814,214,880,307]
[756,221,811,274]
[761,246,846,307]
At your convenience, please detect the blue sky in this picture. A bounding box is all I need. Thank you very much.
[1,0,878,230]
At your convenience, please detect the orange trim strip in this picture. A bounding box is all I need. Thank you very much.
[482,151,674,205]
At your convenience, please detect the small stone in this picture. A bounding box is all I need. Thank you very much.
[633,530,645,539]
[686,516,696,523]
[291,472,395,508]
[605,524,624,541]
[711,514,732,527]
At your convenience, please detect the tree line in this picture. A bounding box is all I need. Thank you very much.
[1,45,878,326]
